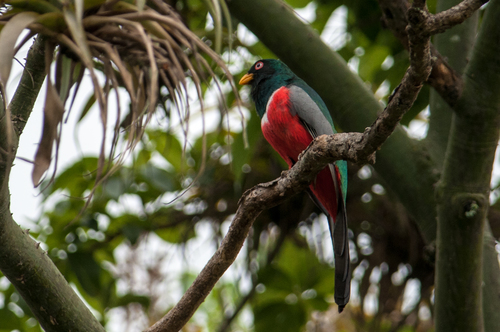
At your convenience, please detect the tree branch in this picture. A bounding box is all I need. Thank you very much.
[378,0,486,107]
[426,0,488,35]
[146,2,435,329]
[0,35,47,198]
[9,35,48,137]
[0,35,105,332]
[148,135,371,332]
[426,0,479,169]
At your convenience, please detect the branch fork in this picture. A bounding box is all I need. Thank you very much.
[147,1,487,331]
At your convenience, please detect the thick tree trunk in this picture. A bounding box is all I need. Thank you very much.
[482,223,500,332]
[428,0,500,329]
[435,1,500,331]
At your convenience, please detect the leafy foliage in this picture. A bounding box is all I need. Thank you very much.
[0,0,454,331]
[0,0,237,193]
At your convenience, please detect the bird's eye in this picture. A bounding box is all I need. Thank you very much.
[255,61,264,70]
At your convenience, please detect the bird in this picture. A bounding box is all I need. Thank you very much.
[239,59,350,313]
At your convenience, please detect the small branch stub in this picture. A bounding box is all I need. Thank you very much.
[452,193,487,221]
[465,201,479,218]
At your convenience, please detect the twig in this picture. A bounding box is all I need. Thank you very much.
[1,35,46,196]
[9,34,48,137]
[145,0,487,330]
[426,0,488,35]
[378,0,487,107]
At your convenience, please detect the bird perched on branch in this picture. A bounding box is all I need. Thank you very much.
[239,59,350,312]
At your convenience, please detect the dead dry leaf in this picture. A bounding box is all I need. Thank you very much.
[0,12,39,87]
[32,79,65,186]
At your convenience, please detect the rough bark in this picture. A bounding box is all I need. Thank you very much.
[378,0,462,107]
[9,36,48,137]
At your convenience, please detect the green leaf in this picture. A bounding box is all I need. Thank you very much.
[0,307,21,330]
[139,164,174,192]
[231,112,261,182]
[50,157,98,196]
[136,148,152,167]
[80,214,99,230]
[336,45,355,62]
[311,2,339,33]
[247,41,276,61]
[58,54,73,102]
[191,131,225,163]
[78,94,96,122]
[103,177,126,200]
[254,301,306,332]
[7,0,61,13]
[358,45,391,82]
[252,239,335,330]
[149,130,184,171]
[68,252,102,297]
[155,222,195,244]
[111,293,150,308]
[276,240,334,289]
[121,224,144,245]
[107,213,140,233]
[257,265,294,292]
[286,0,313,8]
[35,12,67,31]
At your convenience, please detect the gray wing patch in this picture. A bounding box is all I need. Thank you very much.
[288,85,334,138]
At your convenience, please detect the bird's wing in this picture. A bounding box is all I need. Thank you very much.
[288,85,335,137]
[288,84,350,311]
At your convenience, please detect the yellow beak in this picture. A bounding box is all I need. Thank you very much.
[239,73,254,85]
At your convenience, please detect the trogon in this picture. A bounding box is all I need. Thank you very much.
[239,59,350,312]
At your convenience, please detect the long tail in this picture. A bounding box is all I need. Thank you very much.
[308,164,350,312]
[330,197,350,313]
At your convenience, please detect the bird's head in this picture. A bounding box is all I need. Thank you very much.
[239,59,294,88]
[239,59,295,116]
